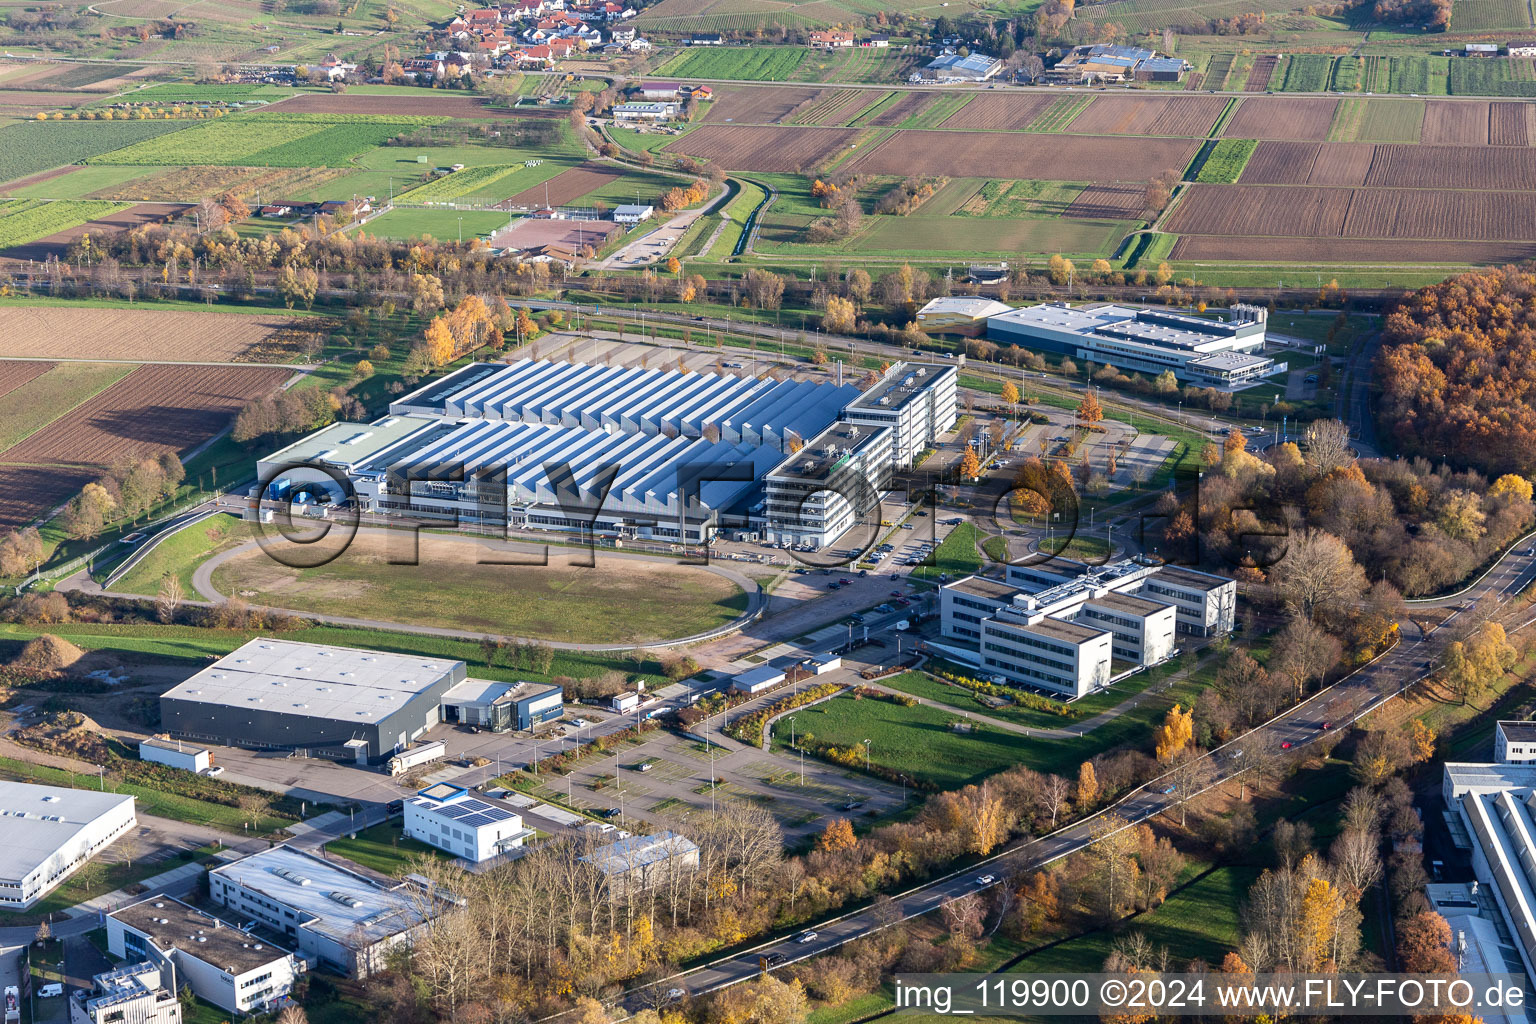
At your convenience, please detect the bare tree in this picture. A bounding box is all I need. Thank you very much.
[1303,418,1354,474]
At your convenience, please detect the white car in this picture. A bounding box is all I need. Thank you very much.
[204,766,225,777]
[798,930,818,943]
[975,874,995,886]
[666,988,687,1003]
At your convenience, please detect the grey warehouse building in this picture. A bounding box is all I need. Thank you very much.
[160,638,466,764]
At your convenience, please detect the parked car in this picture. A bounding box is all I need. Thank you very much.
[204,766,225,777]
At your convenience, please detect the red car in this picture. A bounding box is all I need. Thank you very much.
[1281,741,1293,749]
[890,590,903,597]
[838,578,851,585]
[1318,721,1333,730]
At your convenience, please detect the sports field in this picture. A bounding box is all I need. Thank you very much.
[208,532,751,643]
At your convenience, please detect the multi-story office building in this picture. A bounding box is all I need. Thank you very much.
[69,963,181,1024]
[403,783,533,863]
[840,361,958,468]
[759,422,893,547]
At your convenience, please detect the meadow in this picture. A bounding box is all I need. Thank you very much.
[660,47,809,82]
[1194,138,1257,183]
[364,208,514,241]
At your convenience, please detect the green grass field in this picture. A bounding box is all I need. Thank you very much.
[707,178,768,259]
[4,165,155,200]
[1327,97,1424,142]
[108,513,252,597]
[659,47,809,82]
[1194,139,1257,183]
[911,521,984,582]
[207,532,750,643]
[326,822,448,876]
[1279,53,1334,91]
[364,208,513,242]
[1451,0,1533,31]
[1028,95,1092,132]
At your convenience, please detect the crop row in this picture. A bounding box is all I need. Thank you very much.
[406,164,531,202]
[84,113,445,167]
[0,119,194,185]
[0,199,131,250]
[659,46,808,82]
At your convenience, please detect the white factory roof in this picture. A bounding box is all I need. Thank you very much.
[988,303,1252,352]
[211,846,430,947]
[394,359,860,442]
[161,638,459,726]
[256,415,438,471]
[917,296,1014,319]
[844,361,955,414]
[377,418,785,513]
[0,782,134,884]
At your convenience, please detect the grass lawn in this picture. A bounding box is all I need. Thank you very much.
[911,521,984,582]
[108,512,252,597]
[363,208,514,242]
[208,531,751,643]
[874,670,1084,731]
[326,821,448,876]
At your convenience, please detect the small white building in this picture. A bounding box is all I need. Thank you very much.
[612,101,677,121]
[138,737,211,774]
[610,690,642,713]
[613,204,654,224]
[731,665,785,695]
[108,895,303,1016]
[403,783,533,863]
[1509,40,1536,57]
[1496,720,1536,764]
[581,831,699,893]
[807,653,842,675]
[0,781,136,910]
[69,963,181,1024]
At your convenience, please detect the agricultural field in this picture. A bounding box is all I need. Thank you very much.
[1169,235,1536,263]
[703,85,826,124]
[667,124,860,173]
[1166,182,1536,242]
[861,92,939,127]
[1422,100,1493,144]
[505,163,627,207]
[1,202,181,263]
[264,93,501,118]
[1278,53,1335,92]
[1450,0,1533,31]
[5,165,156,201]
[364,208,515,242]
[0,363,293,468]
[658,46,809,82]
[0,464,95,532]
[1222,96,1338,140]
[841,130,1200,181]
[1449,57,1536,97]
[1326,97,1425,142]
[639,0,948,31]
[0,362,132,453]
[83,113,444,168]
[1194,138,1258,183]
[0,119,195,186]
[86,165,352,204]
[406,163,557,204]
[0,305,330,361]
[1065,183,1151,218]
[1027,95,1093,132]
[0,199,131,251]
[208,532,750,643]
[1066,94,1226,136]
[1241,140,1536,189]
[938,93,1055,131]
[953,180,1087,218]
[1245,55,1280,91]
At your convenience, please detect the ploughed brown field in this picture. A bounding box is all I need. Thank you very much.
[937,93,1054,131]
[1244,56,1279,91]
[666,124,860,173]
[263,92,502,118]
[505,164,623,207]
[0,202,183,263]
[703,85,825,124]
[842,130,1199,181]
[1166,183,1536,241]
[1169,236,1536,263]
[1064,184,1147,219]
[0,306,328,362]
[0,464,95,532]
[0,363,292,468]
[1067,94,1227,137]
[1222,96,1339,140]
[0,361,54,402]
[1240,141,1536,189]
[864,91,938,126]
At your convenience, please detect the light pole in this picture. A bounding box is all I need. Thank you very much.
[862,738,871,773]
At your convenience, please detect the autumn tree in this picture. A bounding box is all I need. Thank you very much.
[1075,760,1099,807]
[823,295,857,333]
[1442,620,1517,705]
[818,818,857,852]
[1001,381,1020,409]
[1153,703,1193,762]
[1076,389,1103,426]
[959,447,981,481]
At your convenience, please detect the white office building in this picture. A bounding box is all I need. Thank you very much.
[759,421,893,547]
[581,831,700,893]
[840,361,959,468]
[404,783,533,863]
[939,558,1231,698]
[108,896,303,1015]
[986,302,1276,387]
[209,847,442,978]
[69,963,181,1024]
[1496,721,1536,764]
[0,782,136,910]
[1442,761,1536,987]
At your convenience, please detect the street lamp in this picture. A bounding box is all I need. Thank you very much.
[862,738,871,773]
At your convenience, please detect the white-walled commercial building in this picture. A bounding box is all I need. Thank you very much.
[70,962,181,1024]
[759,421,893,548]
[209,847,442,978]
[916,296,1014,331]
[404,783,533,863]
[985,302,1276,387]
[939,558,1232,698]
[840,362,958,469]
[440,679,563,732]
[1497,721,1536,764]
[0,782,136,910]
[581,831,700,893]
[160,638,466,764]
[1443,761,1536,986]
[108,896,303,1015]
[138,737,211,774]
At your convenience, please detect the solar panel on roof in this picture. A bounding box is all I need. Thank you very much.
[457,799,492,813]
[459,813,495,827]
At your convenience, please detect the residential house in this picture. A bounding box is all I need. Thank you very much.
[689,32,723,44]
[808,29,855,48]
[860,34,890,47]
[1509,40,1536,56]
